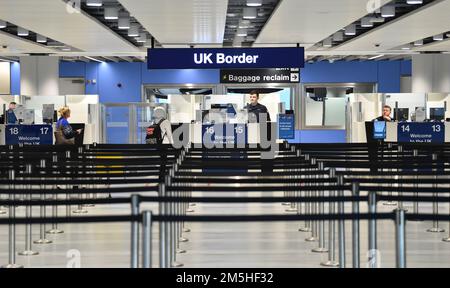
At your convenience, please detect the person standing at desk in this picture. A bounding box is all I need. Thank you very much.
[55,107,82,145]
[375,105,395,122]
[6,102,18,124]
[246,90,271,123]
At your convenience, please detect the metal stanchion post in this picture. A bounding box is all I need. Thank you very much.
[65,150,71,218]
[352,182,360,268]
[312,161,327,253]
[34,160,52,245]
[295,150,303,217]
[2,170,24,268]
[47,154,64,234]
[395,209,407,268]
[337,175,346,268]
[321,168,339,267]
[130,194,140,268]
[368,191,378,268]
[442,197,450,242]
[159,183,168,268]
[142,211,153,268]
[384,142,396,206]
[73,147,88,214]
[397,145,405,211]
[412,149,419,217]
[427,153,445,233]
[18,164,39,256]
[168,171,183,268]
[300,154,312,232]
[306,158,318,242]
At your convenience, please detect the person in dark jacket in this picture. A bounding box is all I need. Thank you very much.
[246,90,271,123]
[374,105,395,122]
[6,102,18,124]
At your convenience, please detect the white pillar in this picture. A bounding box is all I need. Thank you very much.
[20,56,59,96]
[412,54,450,93]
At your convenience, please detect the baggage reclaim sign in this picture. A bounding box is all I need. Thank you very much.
[220,68,300,84]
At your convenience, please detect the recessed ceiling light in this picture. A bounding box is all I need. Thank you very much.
[128,24,139,37]
[61,47,71,51]
[86,0,102,7]
[36,34,47,43]
[323,38,332,48]
[104,7,119,20]
[381,5,395,18]
[344,24,356,36]
[407,0,423,4]
[0,20,6,29]
[246,0,262,7]
[17,27,29,36]
[433,34,444,41]
[118,17,130,29]
[368,54,385,60]
[361,17,373,28]
[414,40,423,46]
[237,28,247,37]
[332,31,343,42]
[402,46,411,50]
[137,33,147,43]
[243,7,257,19]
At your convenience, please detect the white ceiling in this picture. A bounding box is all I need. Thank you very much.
[255,0,390,49]
[334,0,450,53]
[0,31,54,54]
[0,0,139,53]
[120,0,228,45]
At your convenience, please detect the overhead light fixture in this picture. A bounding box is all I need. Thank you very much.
[414,40,423,46]
[228,25,237,29]
[36,34,47,43]
[128,24,139,37]
[237,28,247,37]
[433,34,444,41]
[227,13,237,17]
[402,46,411,50]
[407,0,423,4]
[137,32,147,43]
[239,19,251,28]
[361,17,373,28]
[61,47,71,51]
[368,54,385,60]
[0,20,6,29]
[344,24,356,36]
[243,7,257,19]
[370,16,385,23]
[246,0,262,7]
[332,31,343,42]
[104,7,119,20]
[17,27,29,36]
[323,38,332,48]
[381,5,395,18]
[86,0,102,7]
[118,17,130,29]
[85,56,104,63]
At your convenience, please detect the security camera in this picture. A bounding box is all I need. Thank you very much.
[1,45,7,49]
[374,43,381,48]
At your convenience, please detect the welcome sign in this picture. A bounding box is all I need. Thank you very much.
[147,48,305,69]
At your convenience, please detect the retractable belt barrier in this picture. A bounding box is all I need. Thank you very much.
[1,142,450,268]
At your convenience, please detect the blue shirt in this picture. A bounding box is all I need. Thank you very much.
[6,109,17,124]
[57,117,77,139]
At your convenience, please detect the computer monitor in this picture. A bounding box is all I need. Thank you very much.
[430,108,445,122]
[373,121,386,140]
[394,108,409,122]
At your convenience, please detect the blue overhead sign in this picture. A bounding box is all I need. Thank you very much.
[147,48,305,69]
[397,122,445,143]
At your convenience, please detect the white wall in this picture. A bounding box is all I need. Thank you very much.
[0,62,11,94]
[413,54,450,93]
[20,56,59,96]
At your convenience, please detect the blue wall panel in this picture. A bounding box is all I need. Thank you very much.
[10,62,20,95]
[288,130,347,143]
[401,60,412,76]
[377,61,401,93]
[97,62,142,103]
[60,62,85,78]
[141,66,220,84]
[85,63,99,95]
[301,61,378,83]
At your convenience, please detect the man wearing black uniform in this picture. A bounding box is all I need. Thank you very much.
[374,105,395,122]
[246,90,272,173]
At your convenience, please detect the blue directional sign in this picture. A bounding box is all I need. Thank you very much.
[397,122,445,143]
[5,125,53,145]
[278,114,295,139]
[148,48,305,69]
[202,124,247,145]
